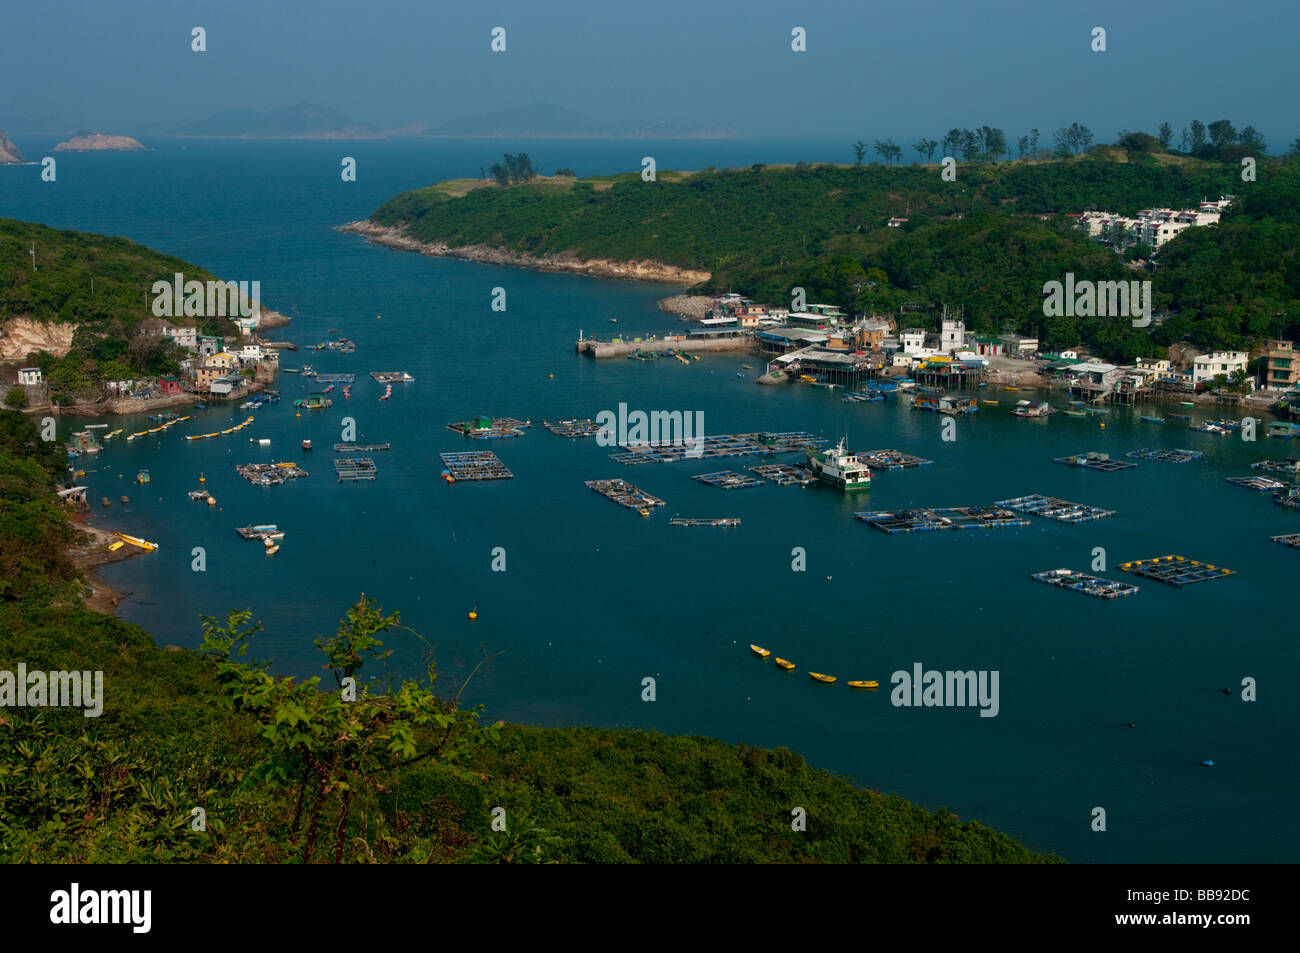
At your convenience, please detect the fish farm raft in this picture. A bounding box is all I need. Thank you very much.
[1251,459,1300,475]
[543,418,603,437]
[586,479,665,511]
[1226,476,1290,493]
[1032,569,1139,599]
[854,506,1030,534]
[669,517,741,527]
[692,471,765,489]
[1054,451,1138,472]
[235,462,309,486]
[333,443,390,452]
[1271,533,1300,549]
[1119,556,1237,586]
[1126,448,1203,463]
[857,449,933,470]
[749,464,816,485]
[447,416,531,439]
[996,495,1116,523]
[609,431,824,465]
[333,458,378,482]
[440,451,513,481]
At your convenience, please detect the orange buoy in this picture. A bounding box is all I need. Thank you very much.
[468,607,478,621]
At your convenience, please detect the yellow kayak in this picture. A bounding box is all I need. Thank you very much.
[774,658,795,671]
[809,672,836,684]
[115,532,158,551]
[750,644,771,658]
[981,399,999,406]
[848,680,880,689]
[107,541,125,552]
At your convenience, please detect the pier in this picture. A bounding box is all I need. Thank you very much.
[691,471,764,489]
[333,458,377,482]
[1054,451,1137,472]
[749,464,816,485]
[1119,555,1236,586]
[996,494,1116,523]
[855,506,1029,534]
[669,517,741,527]
[440,451,512,481]
[1126,448,1202,463]
[447,416,531,439]
[1032,569,1139,599]
[585,478,665,511]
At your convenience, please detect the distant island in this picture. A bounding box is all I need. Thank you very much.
[0,128,23,163]
[53,133,146,152]
[171,101,736,140]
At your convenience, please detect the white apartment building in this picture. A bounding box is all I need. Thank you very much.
[162,324,198,349]
[1077,196,1233,252]
[1192,350,1249,385]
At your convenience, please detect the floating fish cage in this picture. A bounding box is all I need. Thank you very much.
[842,391,885,403]
[669,517,741,527]
[691,470,765,489]
[1054,451,1137,472]
[996,494,1116,523]
[609,431,825,466]
[370,371,415,383]
[854,506,1029,534]
[235,462,309,486]
[748,464,816,485]
[1032,569,1139,599]
[543,418,603,438]
[1271,533,1300,549]
[1126,448,1202,463]
[439,451,511,481]
[1251,459,1300,475]
[585,478,665,510]
[447,416,531,439]
[857,449,933,470]
[333,458,378,482]
[1119,555,1236,587]
[1226,476,1290,492]
[333,443,391,452]
[314,373,356,384]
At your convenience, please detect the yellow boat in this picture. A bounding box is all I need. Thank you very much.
[750,644,771,658]
[809,672,836,684]
[982,399,999,406]
[774,658,795,671]
[107,541,125,552]
[115,532,158,551]
[1004,386,1019,391]
[798,374,818,383]
[848,680,880,689]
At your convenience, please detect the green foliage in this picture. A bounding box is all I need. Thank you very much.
[2,388,25,409]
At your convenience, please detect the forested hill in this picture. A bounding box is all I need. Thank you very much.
[364,151,1300,363]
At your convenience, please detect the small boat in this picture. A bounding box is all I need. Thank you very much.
[115,532,158,551]
[136,470,150,484]
[609,318,618,323]
[750,644,772,658]
[1064,409,1087,417]
[302,439,312,451]
[736,372,745,379]
[265,545,279,555]
[193,402,207,410]
[742,365,754,370]
[101,497,111,507]
[1004,386,1019,392]
[108,541,125,552]
[774,658,795,671]
[809,672,836,684]
[847,680,880,689]
[120,495,129,504]
[1168,413,1192,420]
[1181,401,1195,407]
[1140,416,1165,423]
[982,399,999,406]
[188,490,211,501]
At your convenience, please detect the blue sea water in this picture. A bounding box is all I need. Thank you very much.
[1,136,1296,863]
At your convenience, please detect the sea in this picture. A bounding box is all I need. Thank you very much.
[1,136,1295,863]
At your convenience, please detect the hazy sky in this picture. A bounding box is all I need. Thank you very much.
[2,0,1296,145]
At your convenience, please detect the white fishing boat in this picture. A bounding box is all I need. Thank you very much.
[806,437,871,489]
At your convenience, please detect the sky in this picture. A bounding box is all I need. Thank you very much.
[1,0,1297,147]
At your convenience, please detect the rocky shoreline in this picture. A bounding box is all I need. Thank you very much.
[67,519,144,615]
[340,219,712,286]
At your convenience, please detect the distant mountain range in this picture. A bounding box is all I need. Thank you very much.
[168,101,737,140]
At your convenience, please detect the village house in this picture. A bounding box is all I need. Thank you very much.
[162,323,198,349]
[17,367,43,386]
[196,335,224,357]
[208,373,244,397]
[157,376,184,395]
[196,352,237,388]
[1136,357,1172,375]
[969,336,1005,356]
[940,319,965,352]
[1262,340,1298,391]
[997,333,1039,357]
[900,328,927,355]
[1192,350,1250,386]
[886,216,908,228]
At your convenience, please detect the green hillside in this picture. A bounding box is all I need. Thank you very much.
[366,151,1300,362]
[0,409,1056,864]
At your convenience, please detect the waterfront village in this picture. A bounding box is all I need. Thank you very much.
[9,317,287,415]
